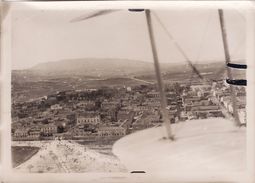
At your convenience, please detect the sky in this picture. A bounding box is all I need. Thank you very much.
[10,3,246,70]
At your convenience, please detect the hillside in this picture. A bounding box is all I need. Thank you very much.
[28,58,227,78]
[30,58,155,77]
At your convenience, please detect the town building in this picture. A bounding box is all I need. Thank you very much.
[77,113,101,125]
[101,101,120,110]
[147,91,160,98]
[40,124,58,136]
[28,127,41,138]
[97,126,126,138]
[238,108,246,125]
[13,128,29,138]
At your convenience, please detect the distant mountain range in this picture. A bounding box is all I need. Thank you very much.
[29,58,155,77]
[26,58,225,78]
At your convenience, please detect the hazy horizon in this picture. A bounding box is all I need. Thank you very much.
[12,57,235,71]
[11,4,246,70]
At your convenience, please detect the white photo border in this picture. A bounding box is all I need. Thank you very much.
[1,1,255,182]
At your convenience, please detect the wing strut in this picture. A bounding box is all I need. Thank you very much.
[218,9,241,126]
[145,9,174,140]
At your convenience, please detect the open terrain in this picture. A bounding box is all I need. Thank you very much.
[12,140,126,173]
[12,58,232,102]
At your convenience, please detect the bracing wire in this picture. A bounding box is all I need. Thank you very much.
[151,11,205,81]
[150,10,244,132]
[151,11,208,134]
[188,10,213,86]
[152,11,245,83]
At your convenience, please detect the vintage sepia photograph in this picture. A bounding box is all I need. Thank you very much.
[9,4,247,175]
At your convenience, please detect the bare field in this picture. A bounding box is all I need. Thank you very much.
[12,140,127,173]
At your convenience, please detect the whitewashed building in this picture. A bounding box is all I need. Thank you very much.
[77,113,101,125]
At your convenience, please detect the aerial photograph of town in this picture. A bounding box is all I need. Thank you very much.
[10,5,246,173]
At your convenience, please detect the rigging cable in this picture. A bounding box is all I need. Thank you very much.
[188,10,213,86]
[152,11,245,85]
[151,11,208,134]
[150,10,242,132]
[151,11,204,81]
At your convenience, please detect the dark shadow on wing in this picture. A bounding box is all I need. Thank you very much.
[70,10,119,23]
